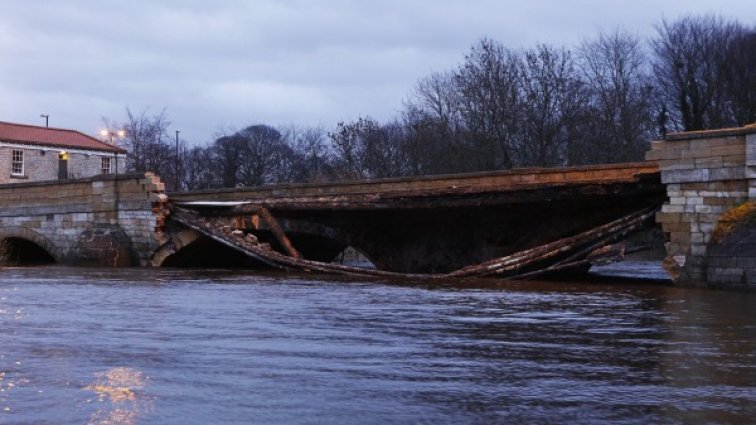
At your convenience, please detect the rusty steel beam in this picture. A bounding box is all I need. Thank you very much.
[256,207,302,259]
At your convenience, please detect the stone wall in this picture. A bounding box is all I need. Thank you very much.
[0,146,58,181]
[0,173,166,266]
[0,145,126,184]
[646,124,756,288]
[705,203,756,288]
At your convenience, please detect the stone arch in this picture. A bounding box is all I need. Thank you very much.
[151,228,202,267]
[0,226,62,264]
[331,245,377,268]
[153,226,273,268]
[259,218,353,263]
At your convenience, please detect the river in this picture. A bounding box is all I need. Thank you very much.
[0,266,754,424]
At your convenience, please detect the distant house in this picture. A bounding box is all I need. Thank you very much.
[0,121,126,184]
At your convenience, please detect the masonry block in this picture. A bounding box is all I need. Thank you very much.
[710,167,746,181]
[661,169,708,184]
[662,204,684,213]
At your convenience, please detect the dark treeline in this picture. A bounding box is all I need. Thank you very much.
[109,14,755,190]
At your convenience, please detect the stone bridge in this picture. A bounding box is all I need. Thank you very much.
[0,163,663,273]
[0,173,167,267]
[1,123,754,289]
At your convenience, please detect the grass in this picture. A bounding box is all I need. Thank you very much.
[711,201,756,243]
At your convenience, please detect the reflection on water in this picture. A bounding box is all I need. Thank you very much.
[85,367,149,425]
[0,266,754,424]
[85,367,145,403]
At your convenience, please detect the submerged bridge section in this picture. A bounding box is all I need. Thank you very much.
[165,162,665,273]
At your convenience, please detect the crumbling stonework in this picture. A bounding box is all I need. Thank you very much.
[646,124,756,288]
[70,223,134,267]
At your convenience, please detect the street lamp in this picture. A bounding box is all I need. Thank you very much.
[175,130,180,191]
[40,114,49,127]
[100,129,126,176]
[100,128,126,144]
[100,129,126,223]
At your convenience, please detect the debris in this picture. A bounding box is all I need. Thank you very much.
[256,207,301,258]
[169,205,660,281]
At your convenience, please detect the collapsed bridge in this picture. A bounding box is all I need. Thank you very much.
[0,159,666,279]
[158,162,665,277]
[0,162,665,277]
[3,124,755,288]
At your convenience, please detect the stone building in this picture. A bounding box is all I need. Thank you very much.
[0,121,125,184]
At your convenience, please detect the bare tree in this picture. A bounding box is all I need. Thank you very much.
[453,38,522,170]
[515,44,587,167]
[577,30,655,163]
[207,125,297,187]
[211,130,246,188]
[236,125,289,186]
[284,126,336,183]
[181,145,218,190]
[410,72,460,131]
[652,15,745,131]
[118,108,173,175]
[725,29,756,125]
[329,117,410,179]
[177,124,335,190]
[403,72,468,174]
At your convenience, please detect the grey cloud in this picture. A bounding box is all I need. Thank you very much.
[1,0,752,143]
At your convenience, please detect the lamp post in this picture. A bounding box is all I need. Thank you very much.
[40,114,49,127]
[175,130,180,192]
[100,129,126,223]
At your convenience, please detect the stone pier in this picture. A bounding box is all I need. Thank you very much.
[647,124,756,289]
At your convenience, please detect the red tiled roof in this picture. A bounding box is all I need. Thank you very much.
[0,121,126,153]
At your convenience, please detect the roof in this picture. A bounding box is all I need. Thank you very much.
[0,121,126,153]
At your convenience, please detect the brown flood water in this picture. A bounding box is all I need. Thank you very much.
[0,265,754,424]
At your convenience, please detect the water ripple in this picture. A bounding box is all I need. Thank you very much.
[0,267,754,424]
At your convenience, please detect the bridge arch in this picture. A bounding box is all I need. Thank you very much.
[154,228,274,268]
[151,228,201,267]
[332,245,377,269]
[0,227,60,265]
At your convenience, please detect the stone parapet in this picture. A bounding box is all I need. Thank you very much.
[170,162,659,202]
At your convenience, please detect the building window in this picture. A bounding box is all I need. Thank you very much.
[101,157,112,174]
[11,149,24,175]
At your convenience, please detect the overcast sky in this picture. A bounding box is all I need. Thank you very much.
[0,0,752,144]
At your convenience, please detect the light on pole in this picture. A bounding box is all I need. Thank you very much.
[100,129,126,222]
[40,114,49,127]
[100,129,126,176]
[175,129,180,191]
